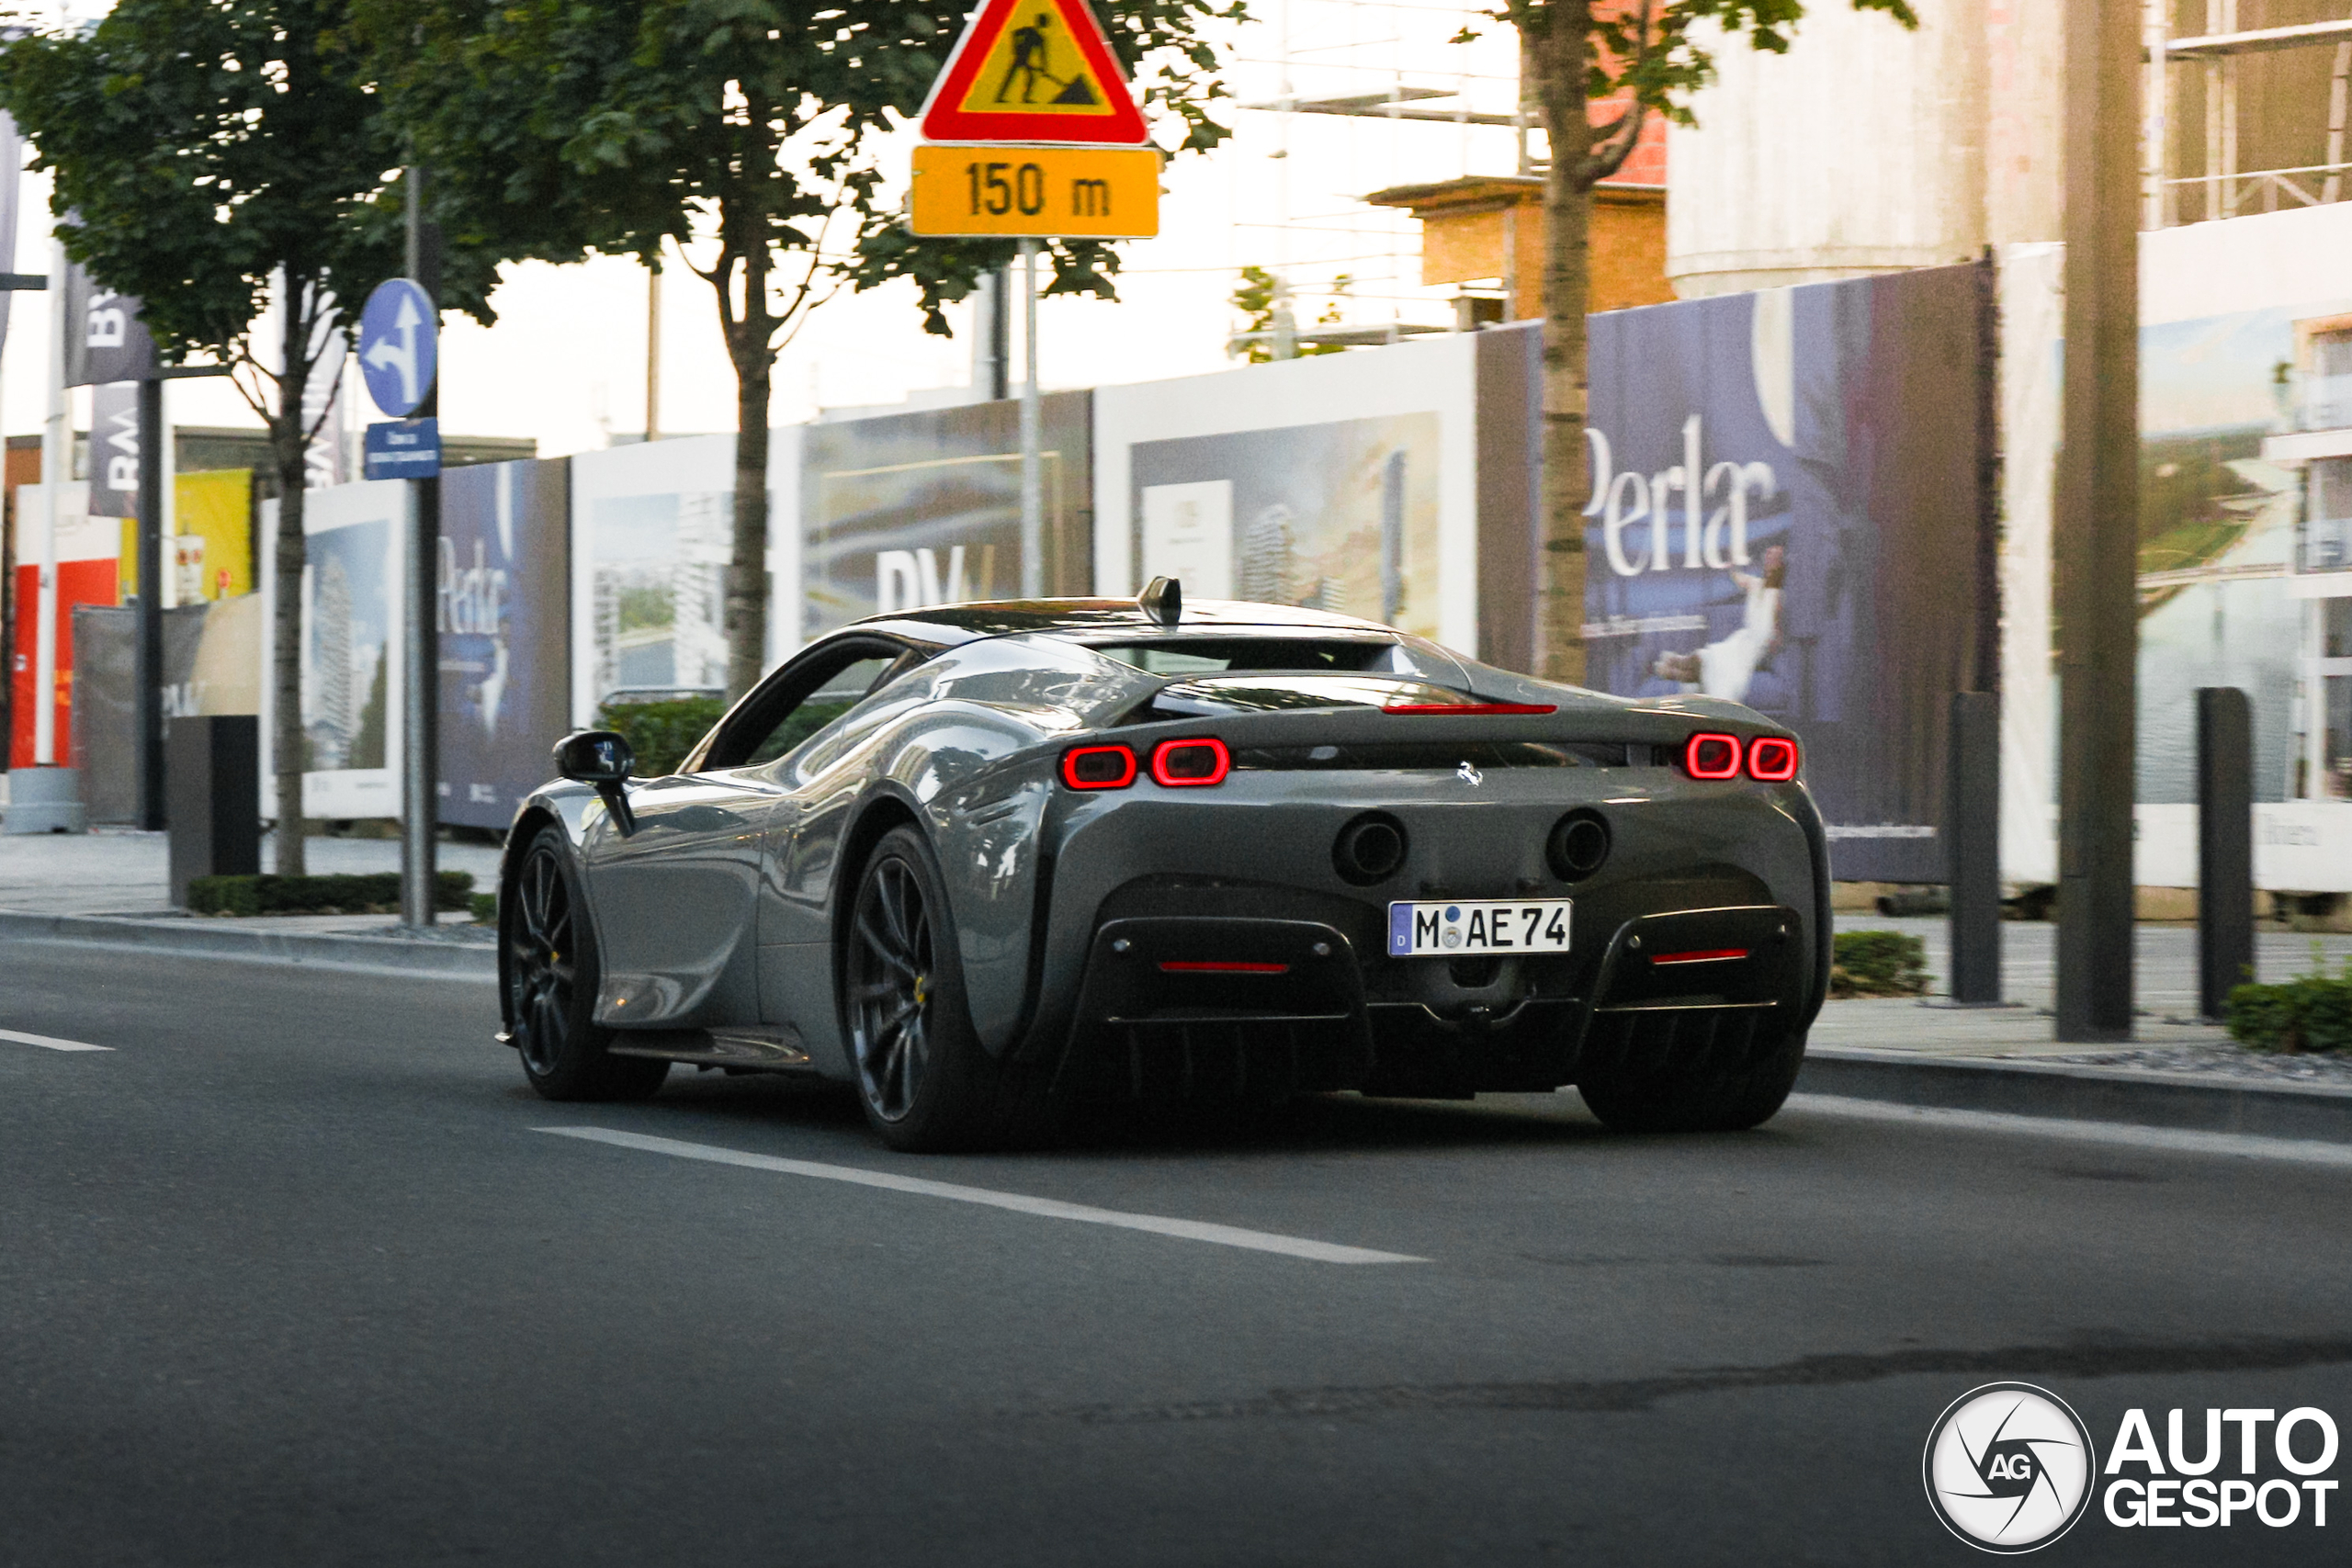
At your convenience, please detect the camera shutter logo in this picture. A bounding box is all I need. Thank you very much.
[1923,1382,2098,1552]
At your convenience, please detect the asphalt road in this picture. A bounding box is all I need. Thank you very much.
[4,940,2349,1567]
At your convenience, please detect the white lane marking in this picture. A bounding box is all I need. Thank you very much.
[1787,1093,2352,1168]
[537,1126,1429,1265]
[0,1027,114,1053]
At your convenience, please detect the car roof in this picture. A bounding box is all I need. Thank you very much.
[848,597,1397,642]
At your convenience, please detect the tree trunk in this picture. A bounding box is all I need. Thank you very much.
[1530,4,1594,686]
[718,201,775,704]
[270,333,312,875]
[270,427,309,874]
[727,349,772,702]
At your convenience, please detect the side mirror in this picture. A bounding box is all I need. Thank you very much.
[554,730,638,834]
[555,729,635,784]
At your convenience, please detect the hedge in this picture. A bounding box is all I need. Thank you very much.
[187,871,474,918]
[596,697,727,778]
[2227,959,2352,1054]
[1829,930,1928,998]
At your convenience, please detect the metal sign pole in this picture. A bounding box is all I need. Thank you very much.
[1018,237,1042,598]
[133,374,164,830]
[33,237,64,768]
[399,168,440,929]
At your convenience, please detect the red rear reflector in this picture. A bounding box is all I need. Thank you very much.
[1747,736,1799,781]
[1060,743,1137,790]
[1683,732,1741,778]
[1648,948,1749,966]
[1150,736,1230,786]
[1382,702,1558,716]
[1159,961,1289,975]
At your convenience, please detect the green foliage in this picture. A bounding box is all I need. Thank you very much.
[597,697,727,779]
[0,0,498,401]
[356,0,1242,338]
[469,891,500,925]
[2227,953,2352,1055]
[188,871,475,917]
[1227,265,1346,364]
[1828,930,1928,998]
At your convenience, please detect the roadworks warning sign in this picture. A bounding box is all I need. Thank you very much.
[919,0,1149,145]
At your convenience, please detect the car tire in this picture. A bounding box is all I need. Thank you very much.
[1575,1014,1805,1134]
[506,825,671,1103]
[843,825,1057,1152]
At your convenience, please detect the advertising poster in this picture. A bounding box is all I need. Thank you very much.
[800,393,1091,638]
[175,469,254,604]
[1583,265,1989,883]
[437,458,571,829]
[569,433,798,726]
[260,481,403,819]
[6,484,114,769]
[1126,416,1442,637]
[1092,336,1483,654]
[2002,201,2352,890]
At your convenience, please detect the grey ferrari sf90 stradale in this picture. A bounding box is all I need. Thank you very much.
[497,579,1828,1150]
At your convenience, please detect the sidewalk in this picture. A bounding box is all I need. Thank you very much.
[0,824,503,917]
[0,825,504,976]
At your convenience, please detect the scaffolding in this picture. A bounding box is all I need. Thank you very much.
[2145,6,2352,228]
[1221,0,1530,355]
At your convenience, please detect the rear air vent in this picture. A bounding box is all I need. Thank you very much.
[1332,812,1408,886]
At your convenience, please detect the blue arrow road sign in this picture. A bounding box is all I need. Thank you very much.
[357,277,436,418]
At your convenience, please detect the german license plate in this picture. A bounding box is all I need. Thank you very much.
[1387,899,1572,958]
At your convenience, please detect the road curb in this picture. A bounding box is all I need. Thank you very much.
[0,908,498,979]
[1798,1046,2352,1145]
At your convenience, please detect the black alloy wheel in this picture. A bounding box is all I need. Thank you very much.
[842,826,1057,1151]
[505,826,668,1102]
[848,850,935,1124]
[510,838,577,1081]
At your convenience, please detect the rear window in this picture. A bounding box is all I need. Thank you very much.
[1089,638,1391,675]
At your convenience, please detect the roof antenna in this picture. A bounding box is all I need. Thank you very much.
[1138,576,1182,629]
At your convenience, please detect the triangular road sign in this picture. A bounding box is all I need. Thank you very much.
[920,0,1149,145]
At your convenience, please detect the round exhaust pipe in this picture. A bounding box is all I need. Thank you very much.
[1546,809,1611,883]
[1333,812,1408,886]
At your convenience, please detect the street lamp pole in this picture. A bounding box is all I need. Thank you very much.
[2054,0,2143,1041]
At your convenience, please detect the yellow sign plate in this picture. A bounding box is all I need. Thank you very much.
[910,144,1160,239]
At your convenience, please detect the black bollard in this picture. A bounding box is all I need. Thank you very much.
[167,715,262,907]
[2196,686,2254,1021]
[1947,691,2002,1003]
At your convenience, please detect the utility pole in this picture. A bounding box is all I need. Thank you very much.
[399,168,442,929]
[1018,239,1042,599]
[2054,0,2143,1042]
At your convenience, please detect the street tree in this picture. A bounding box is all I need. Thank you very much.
[368,0,1238,699]
[1475,0,1915,681]
[0,0,494,874]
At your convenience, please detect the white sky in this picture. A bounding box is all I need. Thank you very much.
[2,0,1531,459]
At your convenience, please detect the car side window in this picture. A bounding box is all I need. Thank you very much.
[740,656,897,767]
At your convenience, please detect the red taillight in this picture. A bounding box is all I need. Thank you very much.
[1683,732,1741,779]
[1150,736,1230,787]
[1382,702,1558,716]
[1649,948,1749,966]
[1747,736,1800,782]
[1061,743,1137,790]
